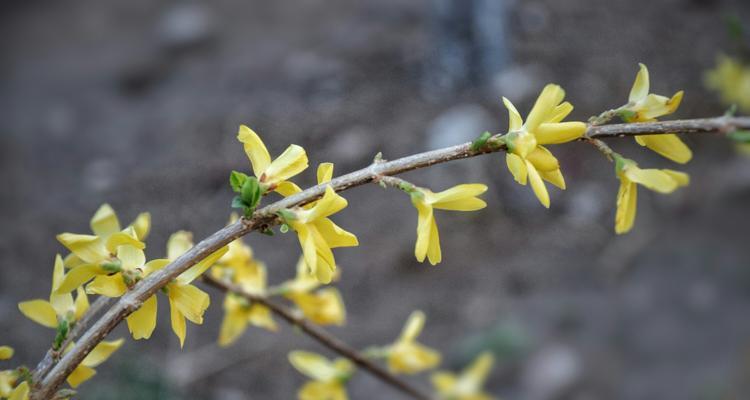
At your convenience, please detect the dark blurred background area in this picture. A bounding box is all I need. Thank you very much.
[2,0,750,399]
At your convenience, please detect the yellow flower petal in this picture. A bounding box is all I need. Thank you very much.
[18,300,58,328]
[127,212,151,241]
[0,346,14,360]
[248,304,278,331]
[56,264,104,294]
[615,180,637,234]
[87,274,127,297]
[264,144,309,184]
[169,297,187,348]
[624,168,678,194]
[82,339,123,367]
[8,381,29,400]
[662,169,690,186]
[634,134,692,164]
[117,245,145,271]
[169,284,210,324]
[629,63,650,103]
[167,231,193,261]
[426,216,441,265]
[548,101,574,123]
[89,204,121,237]
[400,310,425,342]
[105,229,145,254]
[505,153,527,185]
[302,186,348,223]
[67,365,96,388]
[288,351,339,381]
[502,97,523,131]
[238,125,271,177]
[534,122,586,145]
[126,295,158,340]
[526,160,550,208]
[313,218,359,249]
[413,201,434,263]
[56,233,107,264]
[388,341,442,374]
[525,146,559,172]
[526,84,565,131]
[218,305,249,347]
[74,287,89,321]
[50,255,75,316]
[462,352,495,392]
[290,288,346,326]
[142,259,170,277]
[429,184,488,209]
[275,181,303,197]
[539,168,566,190]
[317,162,334,184]
[177,246,229,285]
[299,381,348,400]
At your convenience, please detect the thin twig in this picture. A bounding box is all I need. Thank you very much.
[31,116,750,399]
[202,275,433,400]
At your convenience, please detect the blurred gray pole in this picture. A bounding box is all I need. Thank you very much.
[423,0,510,97]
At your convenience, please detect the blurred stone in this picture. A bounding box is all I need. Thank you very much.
[157,3,216,51]
[427,104,494,150]
[522,343,582,400]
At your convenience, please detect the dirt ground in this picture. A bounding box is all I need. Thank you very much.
[2,0,750,399]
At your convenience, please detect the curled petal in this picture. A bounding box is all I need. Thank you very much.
[87,274,127,298]
[82,339,124,368]
[317,162,334,184]
[264,144,309,184]
[526,146,559,172]
[502,97,523,131]
[629,63,650,103]
[237,125,272,177]
[615,180,637,234]
[624,168,678,194]
[126,295,158,340]
[526,84,566,131]
[634,134,692,164]
[526,160,550,208]
[506,153,527,185]
[90,204,121,237]
[540,169,566,190]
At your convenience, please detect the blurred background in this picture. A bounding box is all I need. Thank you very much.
[2,0,750,399]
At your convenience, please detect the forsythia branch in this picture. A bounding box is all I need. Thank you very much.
[202,275,433,400]
[31,116,750,399]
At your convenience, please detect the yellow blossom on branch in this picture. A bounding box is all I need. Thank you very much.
[289,351,354,400]
[0,347,12,361]
[408,184,487,265]
[237,125,308,193]
[278,257,346,326]
[502,84,586,208]
[619,63,692,164]
[6,381,29,400]
[283,184,358,284]
[614,156,689,234]
[431,351,496,400]
[384,311,441,374]
[705,55,750,112]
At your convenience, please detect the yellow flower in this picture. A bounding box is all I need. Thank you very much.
[502,84,586,208]
[385,311,441,374]
[614,157,689,234]
[705,55,750,113]
[65,339,124,388]
[217,258,277,347]
[279,257,346,326]
[432,352,496,400]
[621,63,691,164]
[289,351,354,400]
[409,184,487,265]
[210,214,261,281]
[58,203,150,268]
[6,381,29,400]
[125,232,228,346]
[286,185,358,284]
[18,255,89,330]
[237,125,308,192]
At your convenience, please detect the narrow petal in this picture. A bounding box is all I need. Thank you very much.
[264,144,309,184]
[430,184,488,205]
[167,231,193,261]
[218,306,249,347]
[67,365,96,388]
[502,97,523,131]
[615,180,637,234]
[463,352,495,390]
[624,168,678,194]
[127,212,151,241]
[169,284,210,324]
[90,204,121,237]
[506,153,527,185]
[248,304,278,331]
[50,255,75,316]
[275,181,303,197]
[313,218,359,248]
[238,125,271,176]
[142,259,170,277]
[526,84,565,131]
[303,186,348,222]
[82,339,124,367]
[56,264,104,294]
[432,197,487,211]
[525,146,560,172]
[413,201,434,263]
[126,295,158,340]
[400,310,426,341]
[540,169,566,190]
[634,134,692,164]
[56,233,107,264]
[87,274,127,297]
[629,63,650,103]
[105,229,145,254]
[526,161,550,208]
[18,300,58,328]
[169,297,187,348]
[535,122,586,145]
[317,162,334,184]
[662,169,690,186]
[426,217,442,265]
[74,287,89,321]
[548,101,574,123]
[288,351,337,381]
